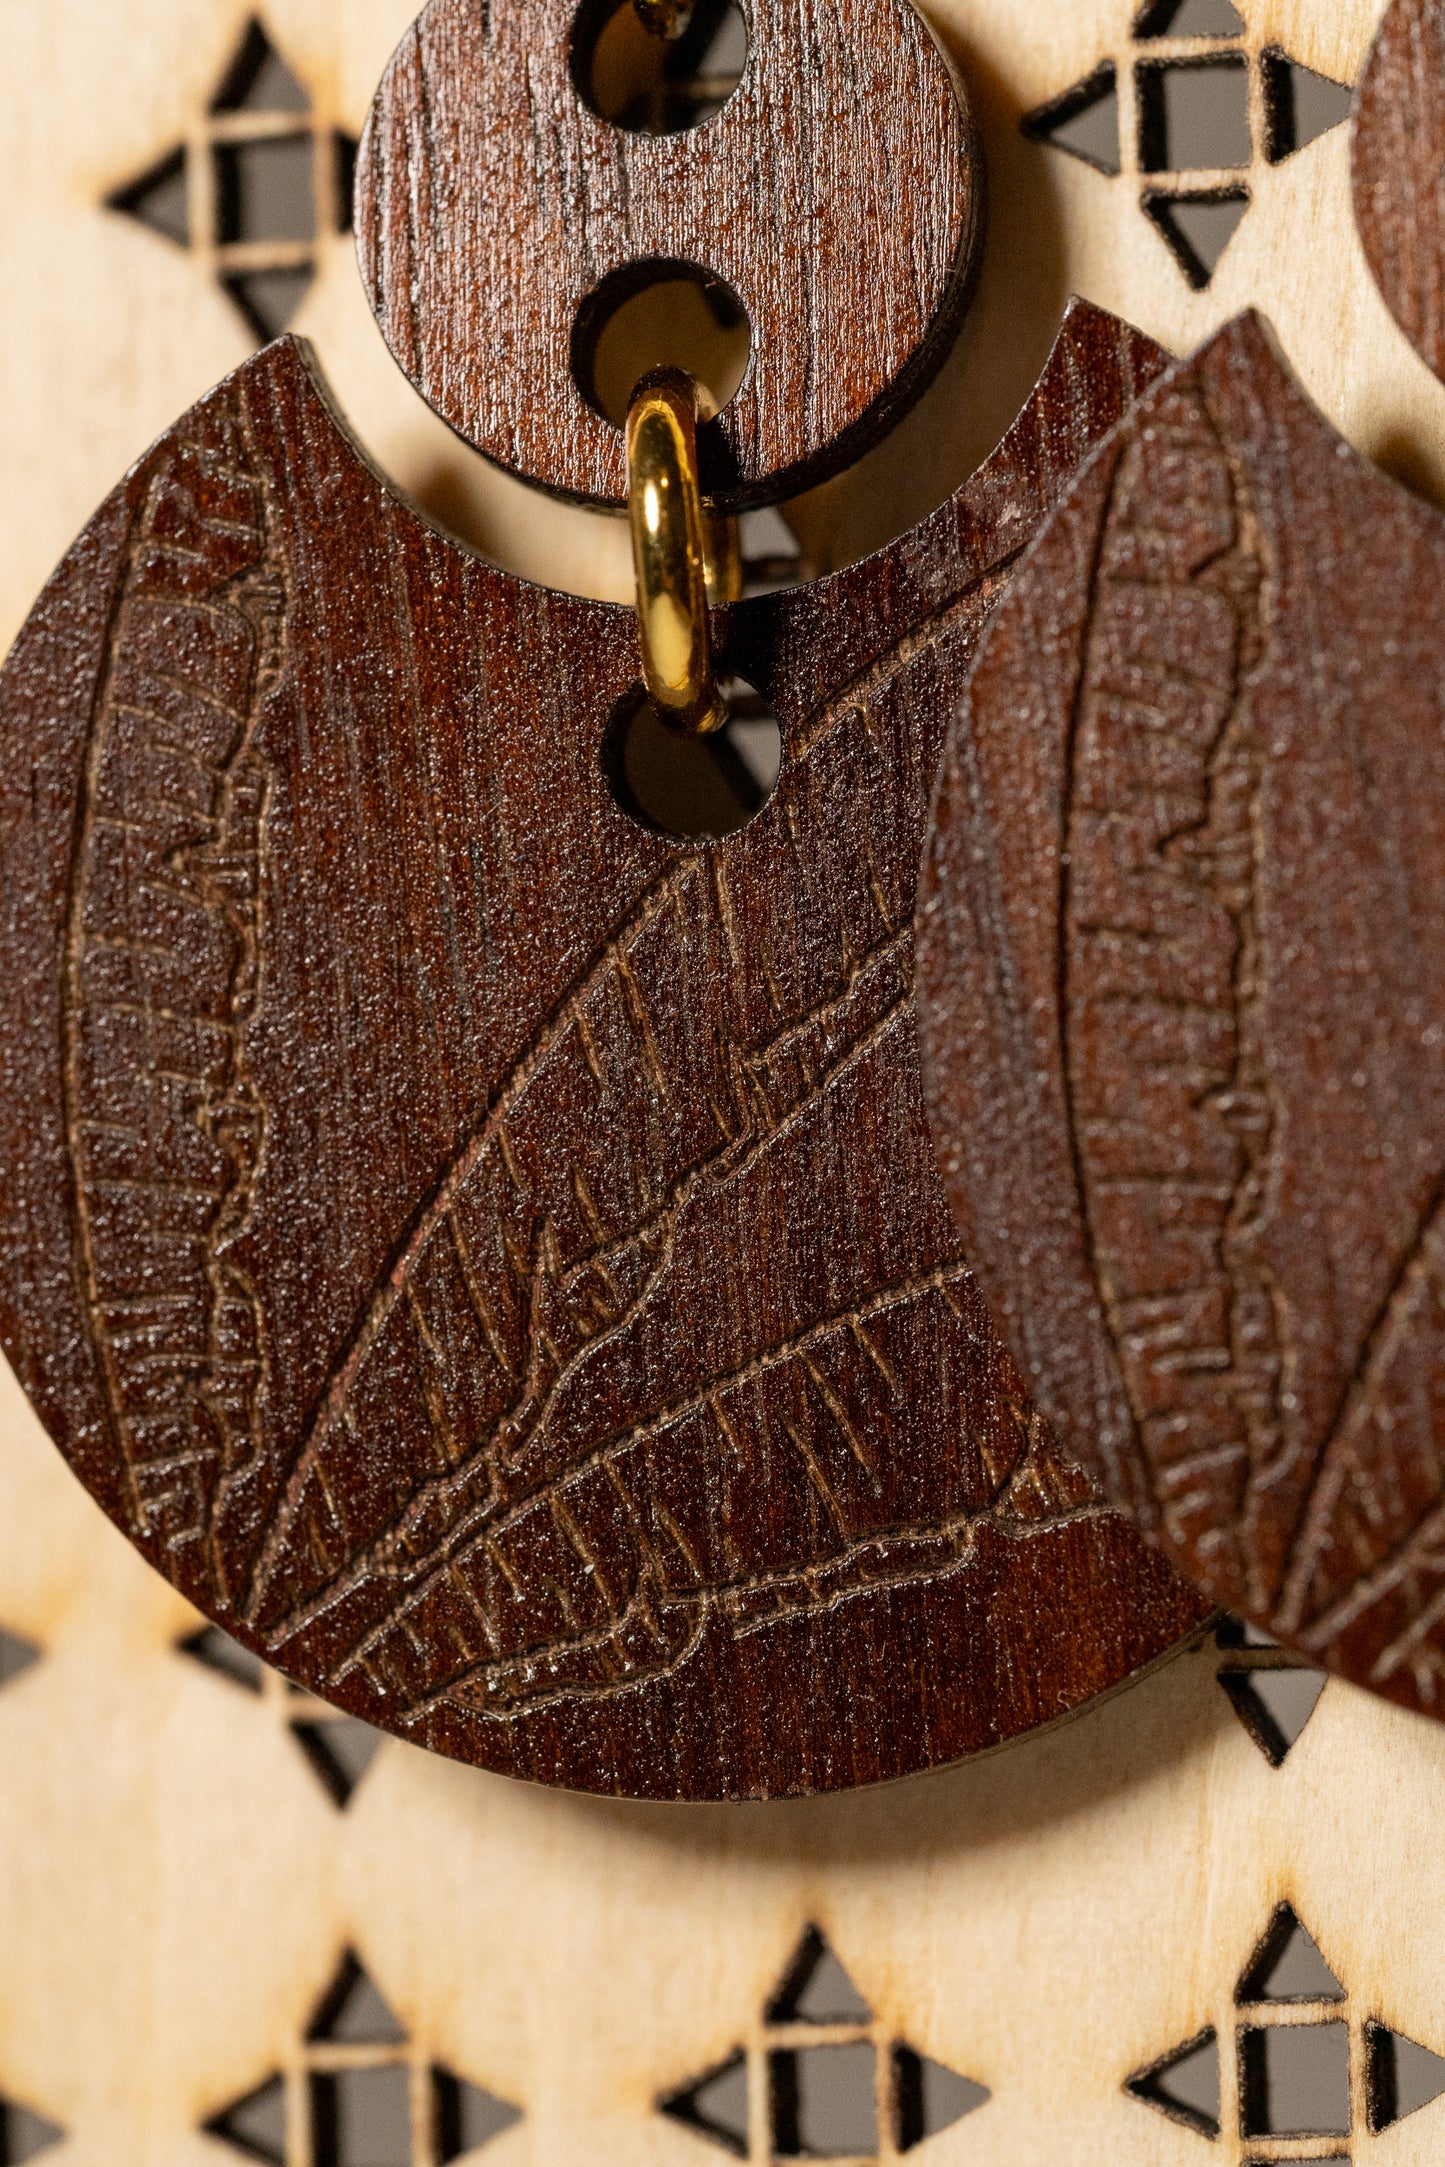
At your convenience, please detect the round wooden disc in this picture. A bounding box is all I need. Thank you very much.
[356,0,983,510]
[0,311,1205,1802]
[1354,0,1445,387]
[918,310,1445,1719]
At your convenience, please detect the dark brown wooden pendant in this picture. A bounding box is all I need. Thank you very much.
[0,302,1205,1800]
[918,310,1445,1719]
[1355,0,1445,383]
[357,0,983,508]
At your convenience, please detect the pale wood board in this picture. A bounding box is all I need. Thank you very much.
[2,1,1445,2162]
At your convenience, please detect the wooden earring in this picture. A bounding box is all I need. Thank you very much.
[0,0,1207,1801]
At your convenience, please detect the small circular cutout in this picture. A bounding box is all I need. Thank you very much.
[607,679,781,840]
[574,0,748,134]
[574,262,752,430]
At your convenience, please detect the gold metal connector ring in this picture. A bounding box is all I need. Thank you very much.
[626,368,733,736]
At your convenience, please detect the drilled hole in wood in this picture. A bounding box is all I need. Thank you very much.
[606,681,781,840]
[1138,54,1251,172]
[573,0,747,133]
[574,262,752,432]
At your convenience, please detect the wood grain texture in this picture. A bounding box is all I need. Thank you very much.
[0,302,1205,1802]
[918,308,1445,1720]
[356,0,982,510]
[1354,0,1445,385]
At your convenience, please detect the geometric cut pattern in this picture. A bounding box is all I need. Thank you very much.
[105,17,358,341]
[1023,0,1354,286]
[179,1626,386,1809]
[1126,1903,1445,2154]
[205,1952,521,2165]
[0,2095,65,2165]
[659,1928,989,2161]
[1215,1621,1329,1768]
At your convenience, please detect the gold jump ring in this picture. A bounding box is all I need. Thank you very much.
[626,368,731,736]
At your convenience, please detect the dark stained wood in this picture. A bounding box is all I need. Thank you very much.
[0,304,1205,1802]
[918,309,1445,1719]
[1354,0,1445,384]
[356,0,983,510]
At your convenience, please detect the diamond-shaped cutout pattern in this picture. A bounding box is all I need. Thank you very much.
[206,1956,521,2163]
[662,1930,989,2161]
[105,18,358,342]
[1024,1,1355,285]
[1127,1903,1445,2151]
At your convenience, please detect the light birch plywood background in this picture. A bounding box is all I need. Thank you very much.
[3,2,1445,2163]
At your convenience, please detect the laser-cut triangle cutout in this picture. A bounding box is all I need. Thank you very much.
[1219,1668,1327,1765]
[1126,2029,1221,2137]
[892,2046,990,2151]
[0,2094,66,2164]
[1367,2020,1445,2130]
[433,2067,523,2159]
[204,2072,286,2164]
[1238,1905,1345,2005]
[1137,0,1245,34]
[767,1927,873,2024]
[107,147,190,248]
[1022,64,1121,175]
[308,1952,407,2045]
[659,2049,750,2158]
[1143,189,1250,287]
[180,1624,267,1695]
[0,1626,41,1690]
[1262,50,1354,163]
[224,268,315,344]
[291,1715,385,1807]
[212,20,309,114]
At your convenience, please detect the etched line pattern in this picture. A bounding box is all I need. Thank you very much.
[1060,380,1281,1601]
[62,395,282,1589]
[244,598,1083,1725]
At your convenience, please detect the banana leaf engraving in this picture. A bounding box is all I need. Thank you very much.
[246,651,1071,1719]
[925,312,1445,1711]
[62,391,281,1595]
